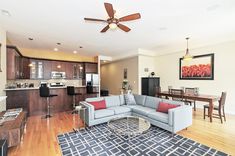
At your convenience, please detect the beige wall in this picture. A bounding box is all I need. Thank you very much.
[101,57,138,95]
[0,27,7,111]
[155,40,235,114]
[138,55,157,94]
[18,47,96,62]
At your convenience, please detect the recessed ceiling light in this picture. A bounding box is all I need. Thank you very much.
[28,38,33,41]
[1,10,11,17]
[57,43,61,45]
[54,48,58,51]
[79,46,83,49]
[73,50,77,54]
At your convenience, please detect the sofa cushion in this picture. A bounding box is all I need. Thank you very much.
[107,106,131,115]
[94,109,115,119]
[131,105,155,116]
[144,96,162,109]
[124,94,137,105]
[157,102,179,113]
[147,112,168,124]
[88,100,106,110]
[86,97,104,102]
[134,94,146,105]
[104,96,121,108]
[162,99,184,106]
[119,95,125,105]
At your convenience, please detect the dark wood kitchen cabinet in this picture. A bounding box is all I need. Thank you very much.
[6,87,89,116]
[20,57,30,79]
[43,60,52,79]
[85,63,98,73]
[7,47,17,80]
[30,59,44,79]
[51,61,66,72]
[7,47,30,79]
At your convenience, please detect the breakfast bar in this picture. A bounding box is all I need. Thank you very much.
[4,87,98,116]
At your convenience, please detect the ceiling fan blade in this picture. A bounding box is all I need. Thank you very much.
[118,24,131,32]
[119,13,141,22]
[84,18,107,22]
[104,3,114,18]
[100,25,110,33]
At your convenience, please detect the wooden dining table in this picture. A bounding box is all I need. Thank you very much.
[158,91,220,122]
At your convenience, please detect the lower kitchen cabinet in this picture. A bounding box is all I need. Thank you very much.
[5,87,90,116]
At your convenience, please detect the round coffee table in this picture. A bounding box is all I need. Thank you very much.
[108,116,151,149]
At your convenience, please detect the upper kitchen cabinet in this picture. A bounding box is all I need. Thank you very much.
[20,57,30,79]
[43,60,52,79]
[51,61,66,72]
[84,63,98,73]
[66,62,84,79]
[65,62,74,79]
[30,59,44,79]
[7,47,17,80]
[7,46,30,80]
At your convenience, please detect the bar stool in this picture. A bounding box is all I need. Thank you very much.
[39,86,58,118]
[67,86,82,114]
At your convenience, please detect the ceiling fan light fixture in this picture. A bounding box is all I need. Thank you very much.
[109,23,117,29]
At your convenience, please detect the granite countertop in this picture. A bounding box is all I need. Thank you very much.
[4,86,87,91]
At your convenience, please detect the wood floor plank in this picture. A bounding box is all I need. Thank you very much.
[8,109,235,156]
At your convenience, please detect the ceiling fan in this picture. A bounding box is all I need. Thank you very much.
[84,3,141,33]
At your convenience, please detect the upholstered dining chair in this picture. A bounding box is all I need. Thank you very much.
[203,92,227,123]
[170,89,184,102]
[184,88,197,111]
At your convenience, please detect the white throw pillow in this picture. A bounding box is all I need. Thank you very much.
[124,94,137,105]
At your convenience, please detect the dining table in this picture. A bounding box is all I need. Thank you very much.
[157,91,220,122]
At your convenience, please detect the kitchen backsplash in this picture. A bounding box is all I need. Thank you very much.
[7,79,84,88]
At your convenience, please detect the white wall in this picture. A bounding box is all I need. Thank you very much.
[101,57,138,95]
[0,27,7,111]
[138,55,157,94]
[155,40,235,114]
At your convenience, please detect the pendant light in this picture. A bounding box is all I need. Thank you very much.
[183,37,193,61]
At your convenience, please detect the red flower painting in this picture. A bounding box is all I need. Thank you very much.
[182,64,211,78]
[180,54,214,80]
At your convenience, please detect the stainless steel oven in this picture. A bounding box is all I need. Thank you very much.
[51,71,66,79]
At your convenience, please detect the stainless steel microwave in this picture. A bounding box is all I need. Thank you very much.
[51,71,66,79]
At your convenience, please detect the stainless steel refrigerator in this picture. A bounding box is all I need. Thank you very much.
[86,74,99,93]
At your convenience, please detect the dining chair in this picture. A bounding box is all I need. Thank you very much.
[170,89,184,102]
[184,88,197,111]
[203,92,227,123]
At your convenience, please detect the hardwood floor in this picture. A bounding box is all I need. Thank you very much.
[8,109,235,156]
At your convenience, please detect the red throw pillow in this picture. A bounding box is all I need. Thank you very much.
[89,100,106,110]
[157,102,179,113]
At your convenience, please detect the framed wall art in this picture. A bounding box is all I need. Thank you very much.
[179,53,214,80]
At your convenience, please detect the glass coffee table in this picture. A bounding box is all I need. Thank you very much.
[108,116,151,149]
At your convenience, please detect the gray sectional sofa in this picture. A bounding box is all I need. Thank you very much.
[80,94,192,133]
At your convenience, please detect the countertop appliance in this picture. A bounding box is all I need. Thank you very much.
[50,82,65,87]
[86,74,99,93]
[51,71,66,79]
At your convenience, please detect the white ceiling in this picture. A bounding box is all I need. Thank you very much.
[1,0,235,58]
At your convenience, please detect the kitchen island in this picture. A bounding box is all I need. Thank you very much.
[4,86,98,116]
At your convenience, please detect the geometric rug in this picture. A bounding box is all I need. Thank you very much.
[57,124,228,156]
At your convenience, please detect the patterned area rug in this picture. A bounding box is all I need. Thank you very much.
[57,124,228,156]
